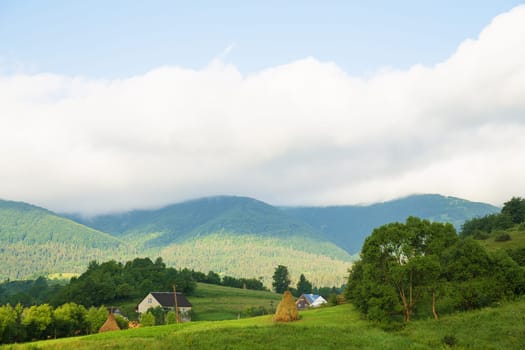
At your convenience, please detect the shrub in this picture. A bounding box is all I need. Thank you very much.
[140,312,155,327]
[246,306,268,317]
[442,335,457,347]
[114,315,129,330]
[495,233,512,242]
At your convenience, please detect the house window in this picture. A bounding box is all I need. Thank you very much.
[148,298,152,304]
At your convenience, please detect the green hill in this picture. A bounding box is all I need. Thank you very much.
[1,194,499,284]
[0,199,132,280]
[150,233,352,287]
[283,194,499,253]
[71,196,322,246]
[8,300,525,349]
[69,196,354,286]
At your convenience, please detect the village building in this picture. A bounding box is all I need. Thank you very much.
[137,292,193,321]
[295,293,328,310]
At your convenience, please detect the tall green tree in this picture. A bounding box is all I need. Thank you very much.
[0,305,18,344]
[21,304,53,340]
[53,302,87,338]
[272,265,291,294]
[296,274,312,296]
[346,217,458,322]
[86,306,108,334]
[502,197,525,224]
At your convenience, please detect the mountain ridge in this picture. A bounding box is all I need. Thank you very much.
[0,194,500,282]
[282,194,499,253]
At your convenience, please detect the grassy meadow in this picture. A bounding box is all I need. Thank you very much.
[4,298,524,350]
[189,283,282,321]
[477,224,525,251]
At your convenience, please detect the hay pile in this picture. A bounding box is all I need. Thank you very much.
[99,312,121,333]
[274,291,299,322]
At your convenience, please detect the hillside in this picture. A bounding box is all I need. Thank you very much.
[68,196,354,286]
[8,300,525,349]
[283,194,499,253]
[70,196,322,247]
[0,194,499,283]
[150,234,352,287]
[0,199,132,280]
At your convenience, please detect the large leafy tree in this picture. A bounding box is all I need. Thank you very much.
[502,197,525,224]
[346,217,457,322]
[21,304,53,340]
[272,265,291,294]
[0,305,18,344]
[347,216,525,323]
[53,302,87,338]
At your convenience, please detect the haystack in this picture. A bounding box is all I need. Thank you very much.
[274,291,299,322]
[99,312,121,333]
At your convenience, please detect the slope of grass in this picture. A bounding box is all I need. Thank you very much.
[112,283,282,322]
[6,300,525,350]
[477,224,525,252]
[189,283,282,321]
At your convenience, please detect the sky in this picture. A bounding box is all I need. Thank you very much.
[1,1,525,215]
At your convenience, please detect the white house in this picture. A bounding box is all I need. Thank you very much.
[295,293,328,310]
[137,292,192,321]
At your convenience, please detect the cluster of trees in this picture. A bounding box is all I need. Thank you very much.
[346,217,525,323]
[0,302,126,344]
[462,197,525,238]
[51,257,196,307]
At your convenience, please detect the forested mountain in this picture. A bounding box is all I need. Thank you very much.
[0,194,499,283]
[71,196,321,247]
[68,196,353,287]
[283,194,499,253]
[0,199,123,247]
[0,199,132,280]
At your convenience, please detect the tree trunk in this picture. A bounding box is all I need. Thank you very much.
[398,287,409,322]
[406,271,413,322]
[431,290,439,320]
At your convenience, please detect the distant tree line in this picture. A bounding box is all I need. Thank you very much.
[346,216,525,323]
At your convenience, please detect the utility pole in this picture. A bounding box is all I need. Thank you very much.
[173,285,180,323]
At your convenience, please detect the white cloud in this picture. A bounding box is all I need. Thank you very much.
[1,5,525,214]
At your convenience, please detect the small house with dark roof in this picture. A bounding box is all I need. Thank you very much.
[137,292,193,321]
[296,293,328,310]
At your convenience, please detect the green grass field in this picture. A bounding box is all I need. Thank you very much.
[5,298,525,350]
[477,225,525,252]
[189,283,282,321]
[113,283,282,322]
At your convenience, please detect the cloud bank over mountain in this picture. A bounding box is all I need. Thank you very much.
[1,6,524,215]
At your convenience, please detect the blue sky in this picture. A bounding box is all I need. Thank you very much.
[1,2,525,214]
[1,1,523,77]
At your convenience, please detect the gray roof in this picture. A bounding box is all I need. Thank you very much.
[151,292,192,308]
